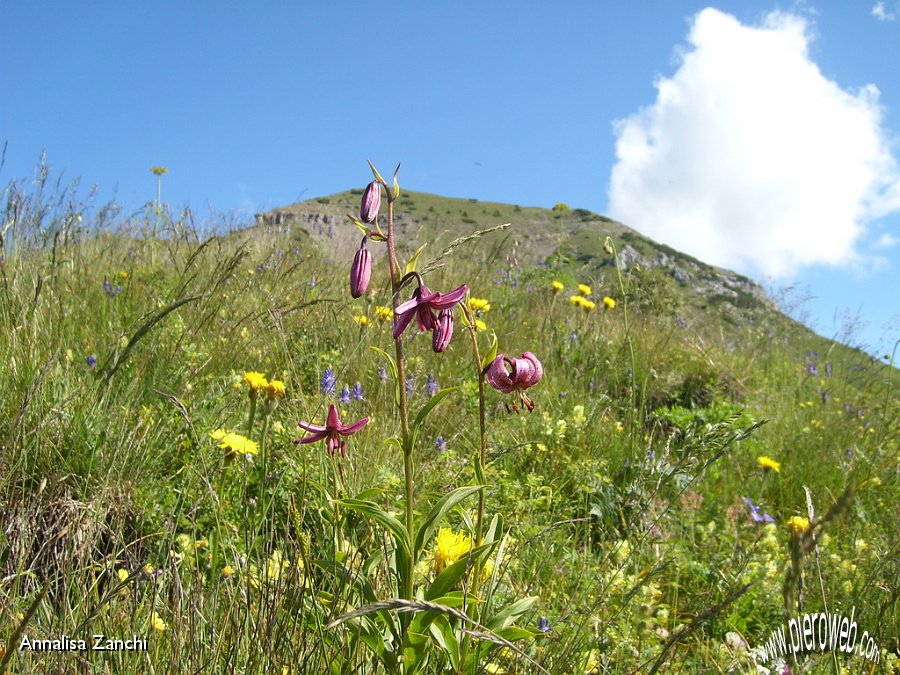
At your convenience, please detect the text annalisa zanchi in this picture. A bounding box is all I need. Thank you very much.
[18,634,149,652]
[752,607,880,667]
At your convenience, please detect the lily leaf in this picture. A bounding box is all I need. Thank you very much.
[405,243,428,275]
[415,484,482,557]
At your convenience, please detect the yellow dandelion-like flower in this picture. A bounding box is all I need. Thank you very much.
[786,516,810,535]
[551,280,565,293]
[475,319,487,332]
[569,295,586,307]
[585,649,600,673]
[143,564,155,575]
[469,297,491,312]
[353,314,370,327]
[118,271,129,281]
[581,300,596,312]
[602,296,616,310]
[374,305,393,321]
[222,565,235,578]
[757,455,781,472]
[149,611,168,633]
[578,283,592,296]
[267,379,286,399]
[212,430,259,456]
[244,371,268,392]
[117,568,129,583]
[433,528,472,574]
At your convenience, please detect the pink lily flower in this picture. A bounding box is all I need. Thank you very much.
[393,283,468,340]
[432,308,454,353]
[295,404,369,457]
[486,352,543,413]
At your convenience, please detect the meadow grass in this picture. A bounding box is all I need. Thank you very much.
[0,168,897,674]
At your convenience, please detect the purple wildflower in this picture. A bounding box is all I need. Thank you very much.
[486,352,543,413]
[435,436,448,452]
[320,367,336,396]
[351,382,365,401]
[393,282,468,339]
[742,497,774,523]
[537,617,551,633]
[339,386,351,405]
[350,240,372,298]
[426,374,438,398]
[807,363,819,376]
[359,181,382,223]
[295,404,369,457]
[406,375,415,396]
[86,354,97,368]
[378,366,388,382]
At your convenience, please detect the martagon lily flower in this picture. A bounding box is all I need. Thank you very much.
[393,282,468,340]
[486,351,543,413]
[295,404,369,457]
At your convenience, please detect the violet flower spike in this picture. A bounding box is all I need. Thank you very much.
[432,308,454,353]
[486,351,543,413]
[350,239,372,298]
[360,180,382,224]
[393,282,468,339]
[295,404,369,457]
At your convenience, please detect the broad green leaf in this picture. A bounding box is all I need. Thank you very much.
[496,625,543,641]
[485,596,538,631]
[429,616,460,669]
[348,215,369,236]
[370,346,400,407]
[392,163,401,200]
[425,541,496,601]
[405,243,428,275]
[367,160,386,184]
[481,331,499,369]
[410,387,457,452]
[414,484,482,556]
[334,498,411,560]
[402,630,431,674]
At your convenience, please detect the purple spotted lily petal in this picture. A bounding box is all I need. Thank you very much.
[393,283,468,339]
[295,404,369,457]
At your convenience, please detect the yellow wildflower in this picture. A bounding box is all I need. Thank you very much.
[578,283,592,296]
[143,564,155,575]
[585,649,600,673]
[757,455,781,472]
[212,430,259,456]
[602,296,616,310]
[569,295,586,307]
[267,379,286,399]
[222,565,235,578]
[118,271,129,281]
[353,315,370,327]
[244,371,268,392]
[469,297,491,312]
[581,300,596,312]
[433,528,472,574]
[149,611,167,633]
[475,319,487,332]
[786,516,810,535]
[551,280,565,293]
[374,305,393,321]
[117,568,129,583]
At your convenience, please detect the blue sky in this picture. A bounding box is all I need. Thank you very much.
[2,1,899,355]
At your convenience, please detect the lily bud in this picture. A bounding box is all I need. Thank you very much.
[432,309,454,353]
[359,181,382,224]
[350,243,372,298]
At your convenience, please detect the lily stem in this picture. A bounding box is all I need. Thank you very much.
[386,195,415,604]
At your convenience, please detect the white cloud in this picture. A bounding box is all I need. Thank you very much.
[872,232,899,249]
[872,1,896,22]
[608,8,900,278]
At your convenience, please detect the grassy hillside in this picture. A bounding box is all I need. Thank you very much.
[0,168,897,673]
